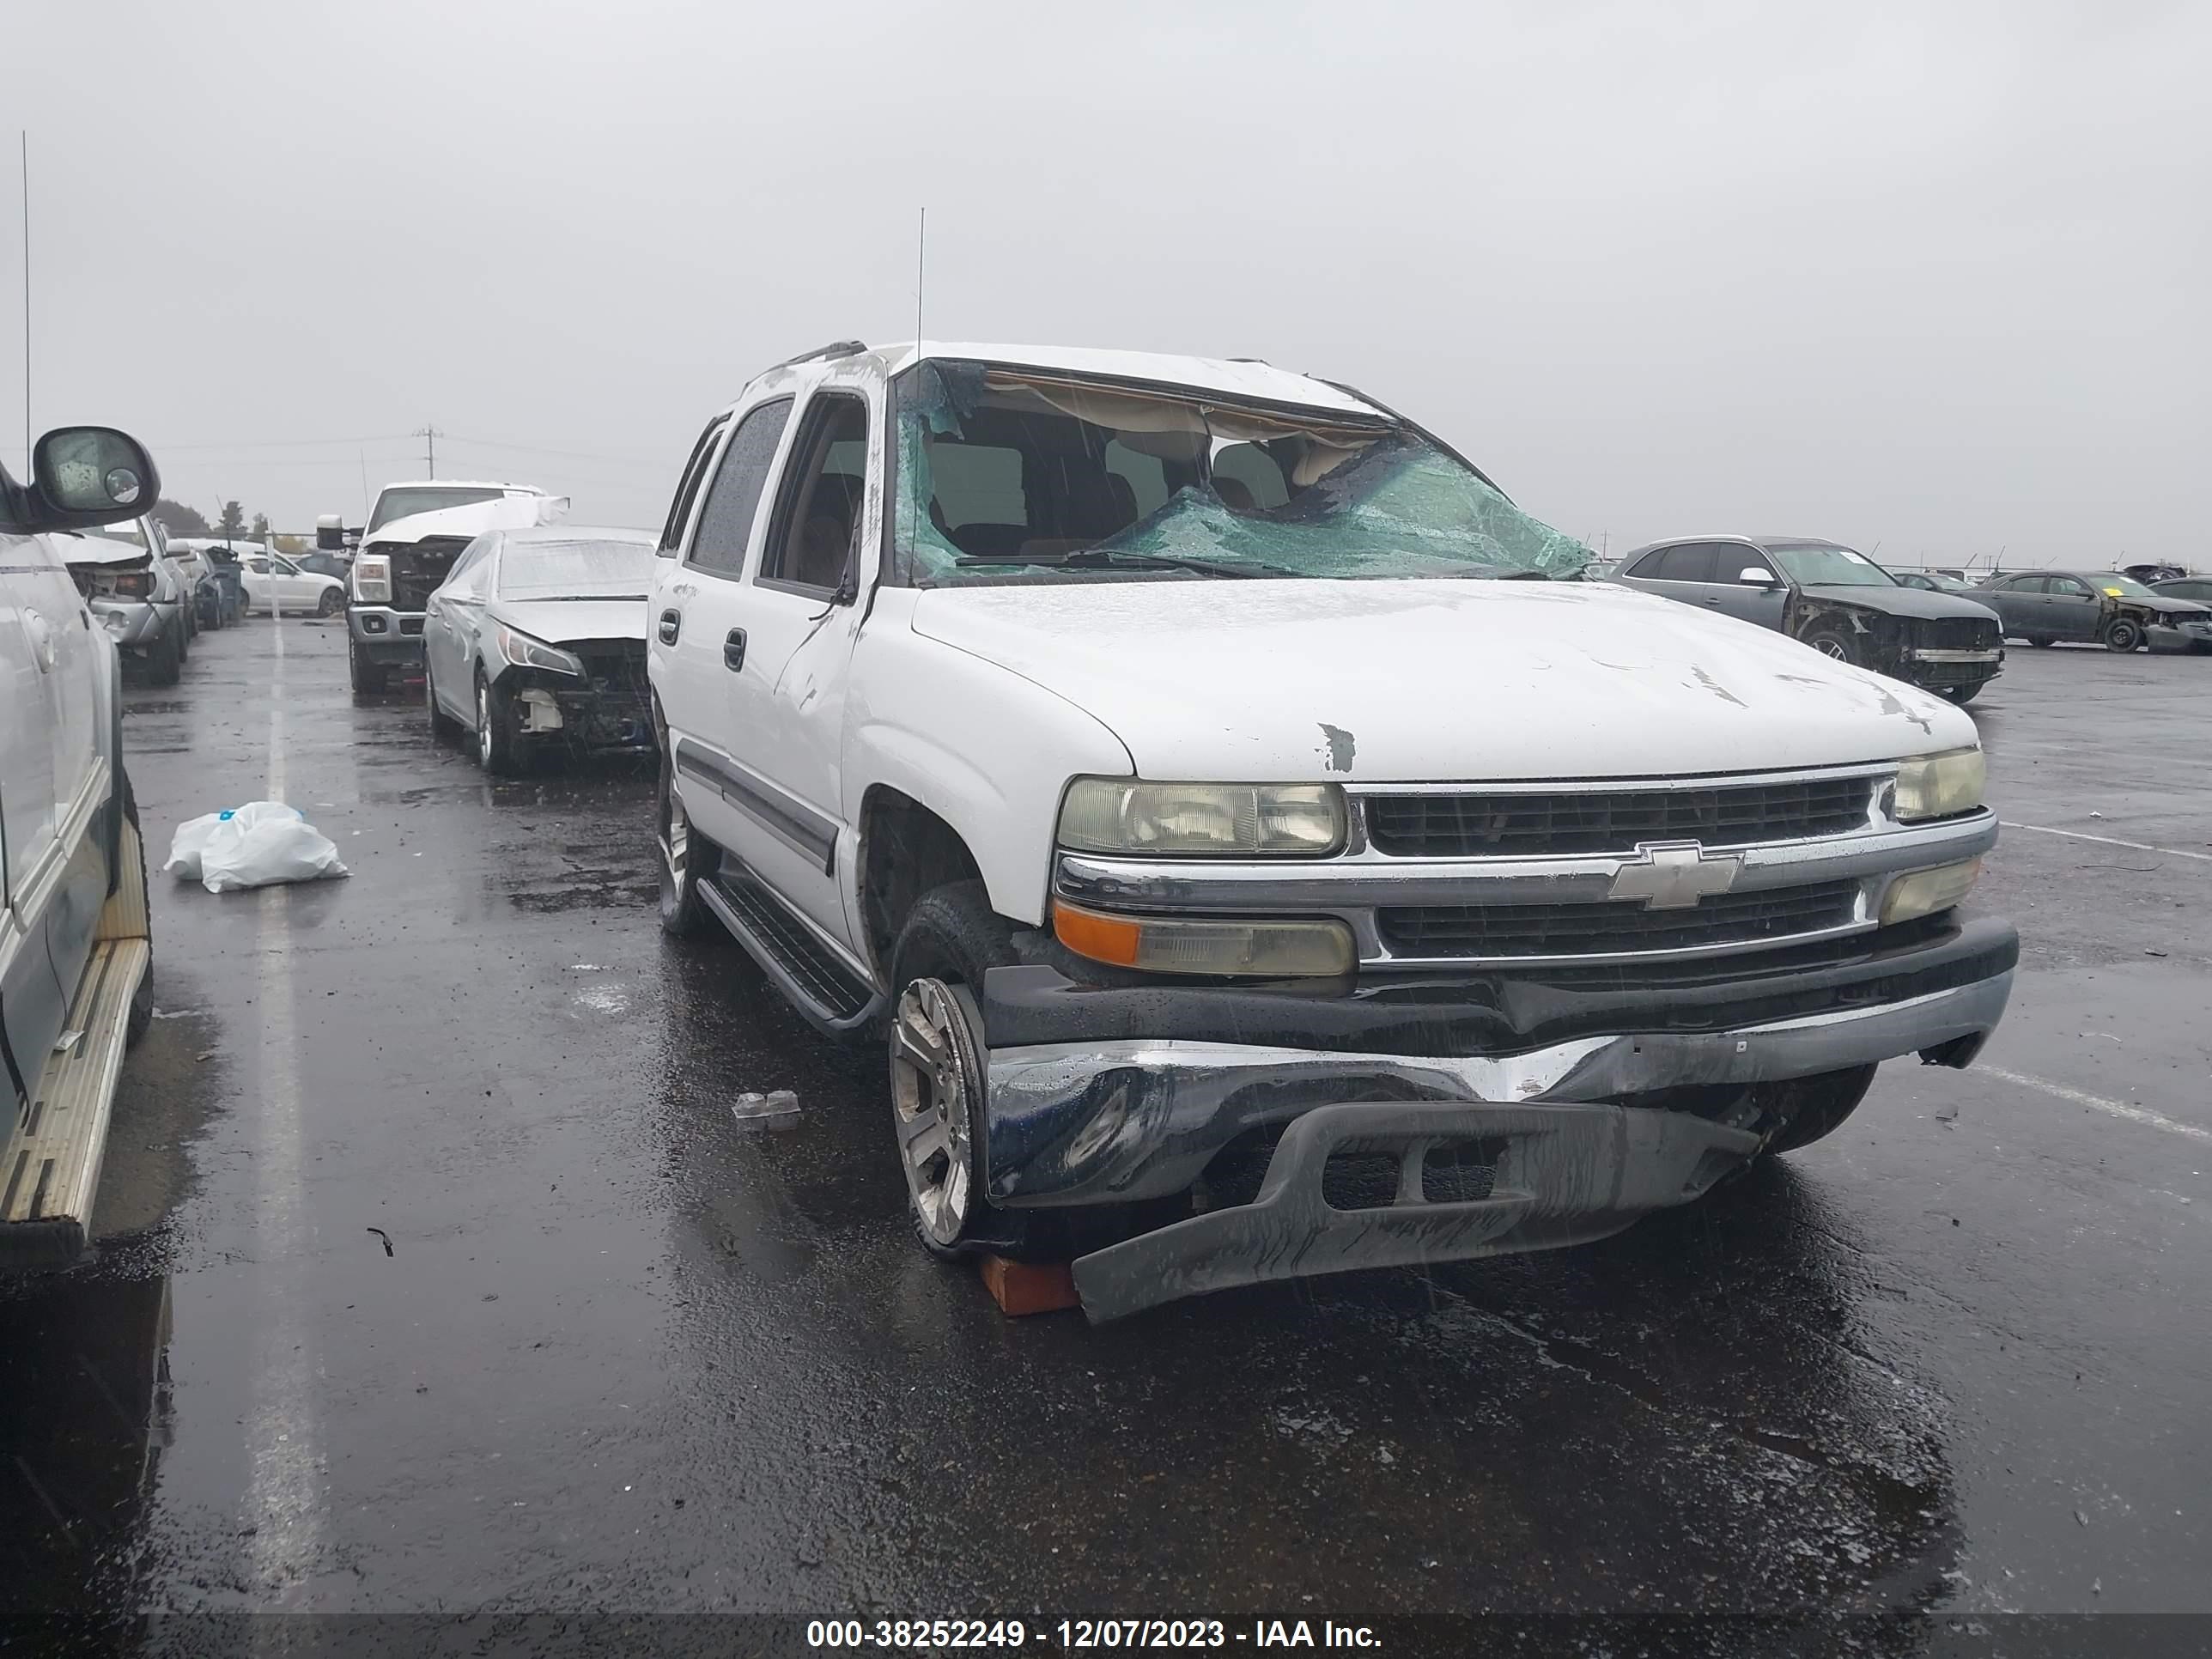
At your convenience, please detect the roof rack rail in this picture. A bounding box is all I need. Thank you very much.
[774,339,868,369]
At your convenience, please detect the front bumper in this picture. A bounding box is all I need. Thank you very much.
[348,605,425,665]
[2148,622,2212,653]
[1902,645,2002,687]
[1000,913,2014,1318]
[503,672,653,751]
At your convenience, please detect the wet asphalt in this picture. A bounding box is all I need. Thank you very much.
[2,617,2208,1632]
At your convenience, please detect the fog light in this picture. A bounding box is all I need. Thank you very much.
[362,614,387,634]
[1053,901,1355,978]
[1881,858,1982,925]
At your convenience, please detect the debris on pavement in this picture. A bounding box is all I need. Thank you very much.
[165,801,349,893]
[366,1228,395,1257]
[732,1090,800,1132]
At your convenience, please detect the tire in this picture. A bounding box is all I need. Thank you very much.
[1940,682,1984,706]
[2102,617,2144,653]
[119,771,154,1048]
[885,881,1032,1260]
[317,587,343,618]
[1759,1064,1879,1155]
[2027,635,2054,647]
[148,624,182,687]
[347,634,386,696]
[424,663,465,744]
[1802,626,1858,665]
[474,671,526,776]
[655,716,716,936]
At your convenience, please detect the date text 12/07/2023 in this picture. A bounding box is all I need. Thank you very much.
[805,1620,1383,1650]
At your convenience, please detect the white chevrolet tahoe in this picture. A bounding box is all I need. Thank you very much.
[3,426,161,1267]
[647,341,2016,1321]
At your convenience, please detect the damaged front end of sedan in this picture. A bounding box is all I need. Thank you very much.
[490,629,653,757]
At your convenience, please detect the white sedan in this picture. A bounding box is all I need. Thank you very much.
[239,550,345,617]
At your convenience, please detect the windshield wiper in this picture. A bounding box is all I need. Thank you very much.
[954,550,1284,579]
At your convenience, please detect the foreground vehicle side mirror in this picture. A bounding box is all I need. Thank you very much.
[24,427,161,530]
[1738,566,1783,587]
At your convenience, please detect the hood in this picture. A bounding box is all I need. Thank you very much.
[909,579,1976,782]
[367,493,568,548]
[1799,583,2002,623]
[60,534,152,571]
[491,597,648,647]
[2142,597,2211,619]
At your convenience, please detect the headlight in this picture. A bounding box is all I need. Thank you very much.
[495,623,584,678]
[1054,901,1355,978]
[1893,747,1985,822]
[1881,858,1982,924]
[352,554,392,604]
[1057,779,1346,857]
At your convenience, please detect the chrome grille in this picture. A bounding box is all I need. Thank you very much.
[1364,778,1874,858]
[1376,880,1862,960]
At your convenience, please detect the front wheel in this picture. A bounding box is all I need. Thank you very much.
[2102,617,2144,653]
[886,883,1032,1260]
[1802,626,1858,665]
[475,672,526,776]
[1940,682,1984,706]
[347,635,386,696]
[148,625,183,687]
[1758,1064,1879,1155]
[317,587,344,618]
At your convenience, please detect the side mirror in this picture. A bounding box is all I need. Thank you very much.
[1738,566,1782,587]
[25,428,161,529]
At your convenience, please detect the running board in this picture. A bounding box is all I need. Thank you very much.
[700,868,883,1036]
[2,938,149,1268]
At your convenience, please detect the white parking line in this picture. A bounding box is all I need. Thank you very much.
[1979,1065,2212,1145]
[245,622,327,1601]
[2000,822,2212,863]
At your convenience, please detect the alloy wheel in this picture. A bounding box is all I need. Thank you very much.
[890,979,974,1248]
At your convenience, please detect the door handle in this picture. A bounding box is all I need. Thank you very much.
[658,608,682,645]
[724,629,747,672]
[1701,596,1722,606]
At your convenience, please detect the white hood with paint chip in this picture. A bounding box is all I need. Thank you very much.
[908,579,1973,782]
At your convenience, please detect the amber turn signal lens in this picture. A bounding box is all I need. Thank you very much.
[1053,902,1143,967]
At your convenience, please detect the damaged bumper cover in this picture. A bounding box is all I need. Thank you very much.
[506,672,653,750]
[979,914,2016,1317]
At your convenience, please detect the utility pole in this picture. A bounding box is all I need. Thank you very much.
[415,424,441,477]
[20,131,29,476]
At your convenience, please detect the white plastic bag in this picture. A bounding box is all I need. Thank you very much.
[173,802,349,893]
[164,811,228,879]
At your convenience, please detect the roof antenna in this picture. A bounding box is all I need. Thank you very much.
[915,206,927,354]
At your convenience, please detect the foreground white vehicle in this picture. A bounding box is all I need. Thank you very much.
[647,341,2017,1321]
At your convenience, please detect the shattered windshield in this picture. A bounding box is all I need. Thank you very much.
[891,361,1591,587]
[1770,543,1896,588]
[496,538,657,600]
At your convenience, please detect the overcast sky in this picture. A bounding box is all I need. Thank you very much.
[8,0,2206,566]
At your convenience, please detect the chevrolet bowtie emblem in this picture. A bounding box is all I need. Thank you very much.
[1607,841,1743,909]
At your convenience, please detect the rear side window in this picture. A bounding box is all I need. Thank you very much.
[1635,544,1715,582]
[687,399,793,578]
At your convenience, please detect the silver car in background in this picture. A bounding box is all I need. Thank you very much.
[64,515,192,685]
[422,526,657,775]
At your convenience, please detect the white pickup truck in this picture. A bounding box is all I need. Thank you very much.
[647,341,2017,1321]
